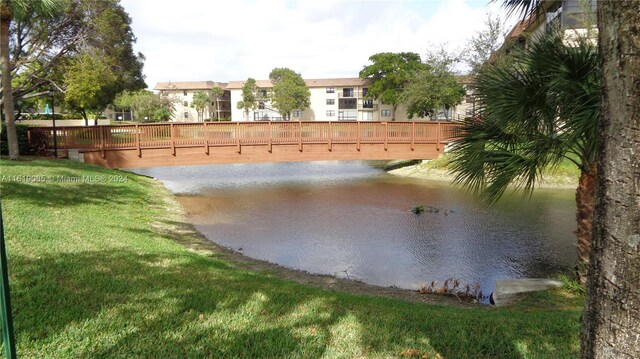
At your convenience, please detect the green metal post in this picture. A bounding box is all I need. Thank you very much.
[0,201,16,358]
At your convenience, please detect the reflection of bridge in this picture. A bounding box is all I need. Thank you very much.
[29,121,461,168]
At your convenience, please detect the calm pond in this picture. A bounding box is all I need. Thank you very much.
[131,161,576,295]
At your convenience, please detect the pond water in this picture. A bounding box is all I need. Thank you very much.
[130,161,576,296]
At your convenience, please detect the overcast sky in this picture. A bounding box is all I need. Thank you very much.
[119,0,518,89]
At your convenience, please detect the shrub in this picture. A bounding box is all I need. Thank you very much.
[0,124,40,156]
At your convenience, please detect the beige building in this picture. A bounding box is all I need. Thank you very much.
[226,77,470,122]
[154,77,472,123]
[153,81,231,122]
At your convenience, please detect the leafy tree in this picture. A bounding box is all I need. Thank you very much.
[63,52,118,124]
[211,86,224,121]
[449,33,600,282]
[268,68,310,121]
[237,78,257,120]
[359,52,426,121]
[463,14,506,74]
[1,0,62,159]
[1,0,145,156]
[191,91,210,121]
[400,62,465,120]
[113,89,169,122]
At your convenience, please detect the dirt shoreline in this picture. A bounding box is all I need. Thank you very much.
[152,177,480,308]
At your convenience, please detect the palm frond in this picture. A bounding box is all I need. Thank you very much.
[449,31,600,204]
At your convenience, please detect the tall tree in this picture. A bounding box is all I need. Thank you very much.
[211,86,224,121]
[237,78,257,121]
[191,91,210,122]
[268,68,310,121]
[581,2,640,357]
[449,33,600,282]
[359,52,426,121]
[1,0,61,159]
[400,62,466,120]
[63,52,118,125]
[1,0,145,155]
[493,0,639,355]
[463,14,506,74]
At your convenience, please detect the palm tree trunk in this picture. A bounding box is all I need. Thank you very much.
[581,2,640,356]
[574,163,597,283]
[1,15,19,160]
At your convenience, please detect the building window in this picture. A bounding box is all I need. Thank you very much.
[293,110,302,117]
[342,88,354,97]
[183,101,188,106]
[212,101,215,106]
[326,87,335,93]
[258,101,265,110]
[381,109,391,117]
[326,110,335,117]
[184,112,189,119]
[362,87,368,97]
[183,90,188,96]
[326,99,335,105]
[259,89,268,97]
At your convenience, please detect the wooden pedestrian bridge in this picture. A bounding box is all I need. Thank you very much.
[28,121,461,168]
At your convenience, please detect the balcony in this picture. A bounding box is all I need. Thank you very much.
[358,103,378,110]
[338,90,370,98]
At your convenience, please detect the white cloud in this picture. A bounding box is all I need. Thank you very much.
[120,0,518,89]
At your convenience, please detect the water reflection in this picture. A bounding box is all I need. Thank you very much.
[130,161,576,295]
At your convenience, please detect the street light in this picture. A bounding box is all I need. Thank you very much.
[49,88,58,158]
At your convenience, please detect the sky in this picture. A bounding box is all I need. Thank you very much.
[119,0,519,89]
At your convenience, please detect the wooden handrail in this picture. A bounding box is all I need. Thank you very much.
[27,121,462,153]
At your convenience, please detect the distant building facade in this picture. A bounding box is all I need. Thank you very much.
[153,81,231,122]
[498,0,597,55]
[154,77,472,123]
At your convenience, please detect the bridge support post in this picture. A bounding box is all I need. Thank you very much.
[236,122,241,154]
[328,122,332,152]
[268,122,272,153]
[136,124,141,157]
[357,121,361,151]
[203,123,209,155]
[298,121,302,152]
[100,126,106,159]
[384,122,388,151]
[436,122,441,151]
[411,122,415,151]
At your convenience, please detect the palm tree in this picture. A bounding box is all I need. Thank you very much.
[448,33,600,283]
[1,0,61,159]
[211,86,224,121]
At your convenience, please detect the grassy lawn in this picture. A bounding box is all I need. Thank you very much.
[0,159,583,358]
[393,153,581,188]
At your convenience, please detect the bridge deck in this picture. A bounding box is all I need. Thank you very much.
[29,121,460,168]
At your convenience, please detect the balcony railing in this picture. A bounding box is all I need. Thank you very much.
[338,91,371,98]
[358,103,378,110]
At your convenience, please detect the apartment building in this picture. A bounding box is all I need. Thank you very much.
[498,0,597,55]
[226,77,471,122]
[153,81,231,122]
[154,76,472,123]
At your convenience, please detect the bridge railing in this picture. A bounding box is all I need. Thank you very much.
[28,121,461,152]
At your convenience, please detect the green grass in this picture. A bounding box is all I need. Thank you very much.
[414,153,581,187]
[0,159,583,358]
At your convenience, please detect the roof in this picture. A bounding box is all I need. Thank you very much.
[225,77,370,90]
[154,81,228,91]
